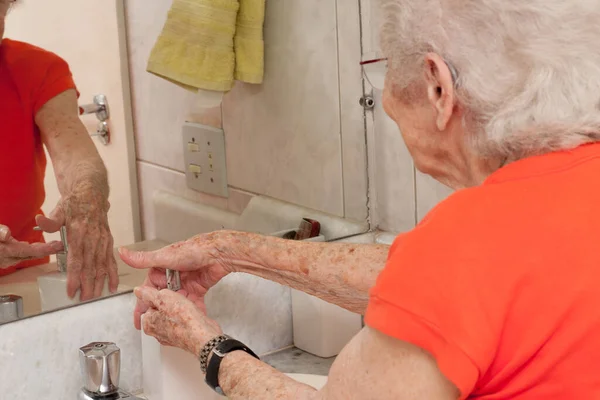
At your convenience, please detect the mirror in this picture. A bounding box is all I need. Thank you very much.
[0,0,146,324]
[0,0,373,325]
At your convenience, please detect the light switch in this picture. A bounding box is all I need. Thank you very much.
[188,164,202,174]
[182,122,229,198]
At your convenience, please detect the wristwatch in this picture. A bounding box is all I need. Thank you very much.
[202,336,259,395]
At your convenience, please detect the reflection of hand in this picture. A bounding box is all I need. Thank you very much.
[0,224,63,269]
[36,195,118,301]
[119,231,242,329]
[134,286,222,356]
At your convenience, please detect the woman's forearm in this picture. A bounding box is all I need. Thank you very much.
[228,234,389,314]
[36,90,109,208]
[219,351,318,400]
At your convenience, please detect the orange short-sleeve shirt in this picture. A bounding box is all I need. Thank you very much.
[0,39,76,275]
[366,143,600,399]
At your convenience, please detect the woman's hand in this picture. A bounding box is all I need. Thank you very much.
[119,231,247,329]
[0,224,63,269]
[36,194,118,300]
[134,286,223,356]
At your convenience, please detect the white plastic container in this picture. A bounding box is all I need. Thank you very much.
[271,229,363,358]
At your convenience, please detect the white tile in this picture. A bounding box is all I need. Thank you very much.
[337,0,369,222]
[222,0,345,216]
[360,0,417,233]
[370,90,417,233]
[137,161,252,240]
[0,294,142,399]
[360,0,383,53]
[153,191,238,243]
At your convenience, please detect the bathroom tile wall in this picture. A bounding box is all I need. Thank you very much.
[369,96,417,233]
[125,0,451,239]
[125,0,368,240]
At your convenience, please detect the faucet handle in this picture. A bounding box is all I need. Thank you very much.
[0,295,23,324]
[34,225,68,272]
[79,342,120,395]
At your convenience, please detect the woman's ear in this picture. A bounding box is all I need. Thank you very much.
[423,53,456,131]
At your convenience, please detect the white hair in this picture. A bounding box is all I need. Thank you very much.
[380,0,600,159]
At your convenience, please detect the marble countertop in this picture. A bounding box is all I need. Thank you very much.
[262,347,336,376]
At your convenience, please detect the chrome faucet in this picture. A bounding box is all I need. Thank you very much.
[55,226,68,273]
[34,225,68,272]
[78,342,144,400]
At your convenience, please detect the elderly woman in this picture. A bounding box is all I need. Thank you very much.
[0,0,117,300]
[121,0,600,398]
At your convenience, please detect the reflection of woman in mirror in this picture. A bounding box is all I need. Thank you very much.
[0,0,118,301]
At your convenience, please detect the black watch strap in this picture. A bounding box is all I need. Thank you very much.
[205,338,260,395]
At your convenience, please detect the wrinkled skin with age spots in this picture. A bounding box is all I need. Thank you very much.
[35,90,118,300]
[135,286,222,356]
[120,230,388,330]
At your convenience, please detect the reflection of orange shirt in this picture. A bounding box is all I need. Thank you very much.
[0,39,76,276]
[366,143,600,399]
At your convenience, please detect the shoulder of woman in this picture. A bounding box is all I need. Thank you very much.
[2,39,68,77]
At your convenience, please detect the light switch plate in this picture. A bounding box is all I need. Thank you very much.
[182,122,229,198]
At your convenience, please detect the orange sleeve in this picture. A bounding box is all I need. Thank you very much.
[30,53,78,115]
[5,41,79,117]
[365,194,508,398]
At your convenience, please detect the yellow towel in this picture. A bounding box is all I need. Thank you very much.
[234,0,265,84]
[147,0,265,93]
